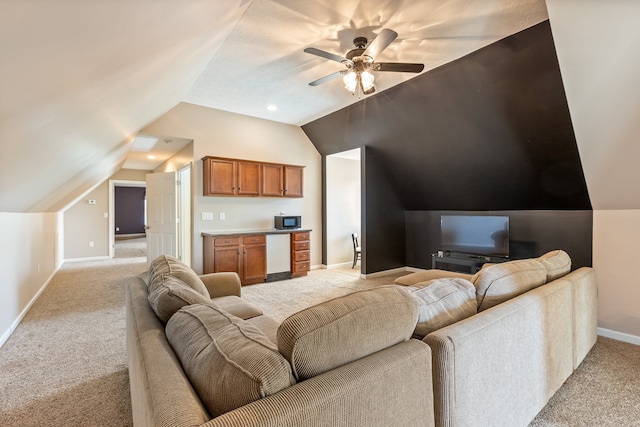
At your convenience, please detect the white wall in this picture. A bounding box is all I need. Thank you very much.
[63,169,150,261]
[142,102,322,274]
[326,154,361,267]
[0,212,61,347]
[593,211,640,341]
[547,1,640,343]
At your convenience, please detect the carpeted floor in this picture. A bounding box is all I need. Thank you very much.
[1,239,639,426]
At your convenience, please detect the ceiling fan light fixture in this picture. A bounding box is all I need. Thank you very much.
[360,70,375,92]
[343,71,357,93]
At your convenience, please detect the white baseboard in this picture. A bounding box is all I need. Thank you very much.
[324,262,355,269]
[0,268,59,348]
[361,266,412,279]
[598,327,640,346]
[64,255,111,263]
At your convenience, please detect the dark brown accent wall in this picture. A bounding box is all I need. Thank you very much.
[302,21,592,274]
[115,186,146,235]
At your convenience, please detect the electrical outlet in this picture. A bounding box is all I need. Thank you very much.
[89,241,94,247]
[219,212,226,220]
[202,212,214,221]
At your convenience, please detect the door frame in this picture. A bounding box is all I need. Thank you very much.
[108,179,146,259]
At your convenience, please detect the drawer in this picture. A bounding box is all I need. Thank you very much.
[214,237,240,247]
[293,232,310,241]
[242,235,266,244]
[293,241,310,251]
[293,261,310,273]
[294,250,309,262]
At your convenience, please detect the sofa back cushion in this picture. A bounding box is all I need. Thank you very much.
[537,250,572,282]
[472,259,547,311]
[408,278,477,339]
[165,304,295,418]
[148,255,209,298]
[147,274,211,323]
[277,286,418,381]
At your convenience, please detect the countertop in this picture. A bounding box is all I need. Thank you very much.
[202,228,312,237]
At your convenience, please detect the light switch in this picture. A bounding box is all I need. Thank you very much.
[202,212,214,221]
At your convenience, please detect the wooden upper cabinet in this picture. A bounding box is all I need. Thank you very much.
[203,156,303,198]
[237,161,261,196]
[203,157,236,196]
[262,163,284,196]
[284,165,304,198]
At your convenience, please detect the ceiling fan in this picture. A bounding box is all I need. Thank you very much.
[304,29,424,96]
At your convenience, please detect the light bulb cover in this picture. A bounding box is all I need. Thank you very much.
[343,71,357,93]
[360,70,375,91]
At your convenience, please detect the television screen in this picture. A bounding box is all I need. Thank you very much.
[440,215,509,257]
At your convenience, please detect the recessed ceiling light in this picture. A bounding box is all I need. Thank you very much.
[267,105,277,111]
[147,155,156,159]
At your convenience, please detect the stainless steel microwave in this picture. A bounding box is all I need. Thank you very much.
[274,215,301,230]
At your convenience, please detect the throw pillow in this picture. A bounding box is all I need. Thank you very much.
[472,258,547,312]
[408,277,477,339]
[147,255,209,297]
[147,274,211,323]
[277,285,418,381]
[537,250,571,282]
[166,304,295,418]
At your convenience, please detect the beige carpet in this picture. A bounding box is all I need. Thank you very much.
[1,240,639,426]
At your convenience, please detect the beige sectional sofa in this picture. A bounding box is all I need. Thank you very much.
[126,255,435,427]
[126,251,597,427]
[394,250,598,427]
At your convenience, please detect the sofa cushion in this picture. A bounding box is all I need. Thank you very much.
[148,255,209,298]
[537,250,571,282]
[165,304,295,418]
[408,278,477,339]
[277,285,418,381]
[212,295,263,320]
[394,269,473,286]
[147,274,211,323]
[472,259,547,311]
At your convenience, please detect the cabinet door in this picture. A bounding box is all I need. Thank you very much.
[284,165,303,198]
[204,158,236,196]
[262,163,284,196]
[242,243,267,285]
[214,246,241,274]
[237,161,261,196]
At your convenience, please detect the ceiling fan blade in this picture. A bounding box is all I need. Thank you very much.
[304,47,346,63]
[376,62,425,73]
[309,71,345,86]
[363,28,398,58]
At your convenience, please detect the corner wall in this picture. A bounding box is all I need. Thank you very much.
[593,210,640,341]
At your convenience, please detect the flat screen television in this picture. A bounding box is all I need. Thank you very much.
[440,215,509,258]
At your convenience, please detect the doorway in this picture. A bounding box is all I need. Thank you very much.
[109,179,147,259]
[326,148,361,269]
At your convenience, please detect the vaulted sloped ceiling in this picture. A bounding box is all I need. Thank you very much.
[303,21,591,211]
[546,0,640,210]
[0,0,250,213]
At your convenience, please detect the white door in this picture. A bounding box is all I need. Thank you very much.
[146,171,177,267]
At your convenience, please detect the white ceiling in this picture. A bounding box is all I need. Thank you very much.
[184,0,549,126]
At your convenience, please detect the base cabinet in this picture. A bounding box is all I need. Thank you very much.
[203,235,266,285]
[291,231,311,277]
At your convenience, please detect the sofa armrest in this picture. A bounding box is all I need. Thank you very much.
[199,272,242,298]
